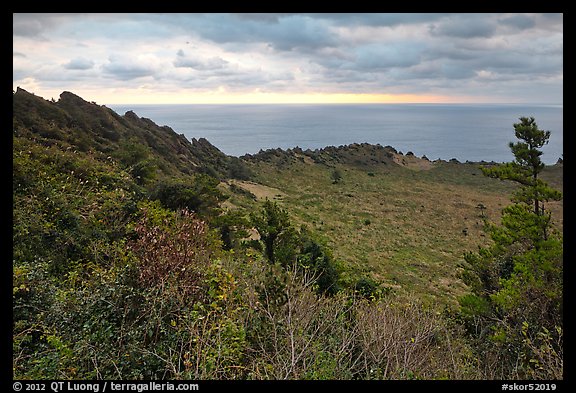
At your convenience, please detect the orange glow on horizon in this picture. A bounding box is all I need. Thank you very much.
[106,92,495,105]
[13,84,494,105]
[98,91,477,105]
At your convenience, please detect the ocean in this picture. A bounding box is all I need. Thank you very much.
[107,103,563,165]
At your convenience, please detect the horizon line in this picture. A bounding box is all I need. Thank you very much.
[105,101,564,106]
[15,87,562,107]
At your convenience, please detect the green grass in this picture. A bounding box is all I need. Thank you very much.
[239,157,563,307]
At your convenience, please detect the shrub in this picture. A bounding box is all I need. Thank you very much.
[330,168,343,184]
[151,174,227,217]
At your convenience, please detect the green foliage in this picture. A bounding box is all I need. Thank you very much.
[510,117,550,169]
[297,227,341,295]
[458,294,491,318]
[458,118,563,379]
[211,210,251,250]
[13,88,238,181]
[15,94,564,380]
[227,156,253,180]
[151,174,228,217]
[330,168,343,184]
[13,129,246,379]
[14,201,248,379]
[354,277,383,299]
[114,139,157,185]
[249,202,341,295]
[13,136,141,275]
[249,200,293,265]
[13,133,480,379]
[481,117,561,216]
[520,324,563,380]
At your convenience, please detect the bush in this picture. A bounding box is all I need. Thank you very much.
[330,168,343,184]
[240,262,476,379]
[297,229,341,295]
[151,174,227,217]
[227,157,253,180]
[354,277,381,299]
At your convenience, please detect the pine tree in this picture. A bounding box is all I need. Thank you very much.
[482,117,561,227]
[250,200,293,265]
[459,117,563,379]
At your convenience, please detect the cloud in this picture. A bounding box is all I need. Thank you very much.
[351,43,424,70]
[263,15,338,51]
[102,55,159,80]
[64,57,95,70]
[312,13,450,27]
[12,13,563,104]
[234,13,296,23]
[173,49,229,70]
[13,13,85,38]
[498,14,536,30]
[173,14,338,52]
[13,13,53,37]
[429,15,496,38]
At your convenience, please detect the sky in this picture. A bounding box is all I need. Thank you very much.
[13,13,563,104]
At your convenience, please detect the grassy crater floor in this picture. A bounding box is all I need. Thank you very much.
[236,157,563,307]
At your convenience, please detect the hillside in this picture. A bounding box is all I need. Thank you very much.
[13,88,562,304]
[13,87,250,180]
[233,144,563,304]
[242,142,433,169]
[12,90,563,380]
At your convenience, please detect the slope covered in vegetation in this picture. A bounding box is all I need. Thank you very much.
[240,144,562,306]
[13,90,562,380]
[13,88,250,181]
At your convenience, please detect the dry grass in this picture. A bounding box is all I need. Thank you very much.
[227,179,286,201]
[239,155,563,307]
